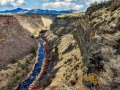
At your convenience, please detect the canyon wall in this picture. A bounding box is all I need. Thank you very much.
[35,2,120,90]
[0,15,54,70]
[0,15,36,69]
[15,15,54,34]
[0,14,55,90]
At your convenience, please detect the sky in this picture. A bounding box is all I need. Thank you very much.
[0,0,109,12]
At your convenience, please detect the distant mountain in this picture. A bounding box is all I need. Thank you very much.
[0,8,77,14]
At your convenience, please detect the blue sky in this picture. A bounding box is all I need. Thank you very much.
[0,0,109,11]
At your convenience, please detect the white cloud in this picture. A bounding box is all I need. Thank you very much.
[56,0,77,2]
[0,0,25,7]
[0,0,10,5]
[64,0,72,2]
[11,0,25,7]
[42,1,83,11]
[86,0,109,6]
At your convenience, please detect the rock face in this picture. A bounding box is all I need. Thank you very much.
[15,15,44,33]
[34,1,120,90]
[15,15,54,34]
[45,33,84,90]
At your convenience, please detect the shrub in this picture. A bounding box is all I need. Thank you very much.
[34,30,39,35]
[83,74,98,85]
[86,0,120,15]
[70,80,76,86]
[110,1,120,11]
[24,66,29,72]
[82,65,88,72]
[31,35,35,39]
[51,46,59,61]
[10,59,16,64]
[31,47,36,56]
[20,63,26,69]
[26,58,30,64]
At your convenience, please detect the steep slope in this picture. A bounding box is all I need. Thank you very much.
[0,14,55,90]
[16,15,55,35]
[30,14,86,90]
[84,3,120,90]
[15,15,44,34]
[0,15,37,69]
[0,54,35,90]
[41,15,56,30]
[30,1,120,90]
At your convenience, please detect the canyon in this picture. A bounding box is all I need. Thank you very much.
[31,1,120,90]
[0,0,120,90]
[0,14,54,90]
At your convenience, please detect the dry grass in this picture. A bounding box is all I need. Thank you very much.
[0,54,35,90]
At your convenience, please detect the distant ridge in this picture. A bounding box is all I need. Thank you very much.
[0,8,78,14]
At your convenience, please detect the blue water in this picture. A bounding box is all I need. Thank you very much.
[16,39,45,90]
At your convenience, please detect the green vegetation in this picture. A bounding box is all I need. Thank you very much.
[31,35,35,39]
[86,0,120,15]
[10,59,17,64]
[83,74,98,86]
[41,81,48,89]
[34,30,39,35]
[0,14,14,17]
[6,54,35,90]
[57,13,84,18]
[70,80,76,86]
[115,39,120,54]
[31,47,36,56]
[51,45,59,61]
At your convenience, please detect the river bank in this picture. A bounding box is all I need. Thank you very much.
[16,39,46,90]
[14,41,39,90]
[29,39,49,90]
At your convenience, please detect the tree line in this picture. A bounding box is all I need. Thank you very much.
[86,0,120,15]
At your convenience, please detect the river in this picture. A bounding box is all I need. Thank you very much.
[16,39,45,90]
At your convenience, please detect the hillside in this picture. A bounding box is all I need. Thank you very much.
[0,14,54,89]
[0,15,36,69]
[15,15,54,34]
[30,1,120,90]
[0,14,55,69]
